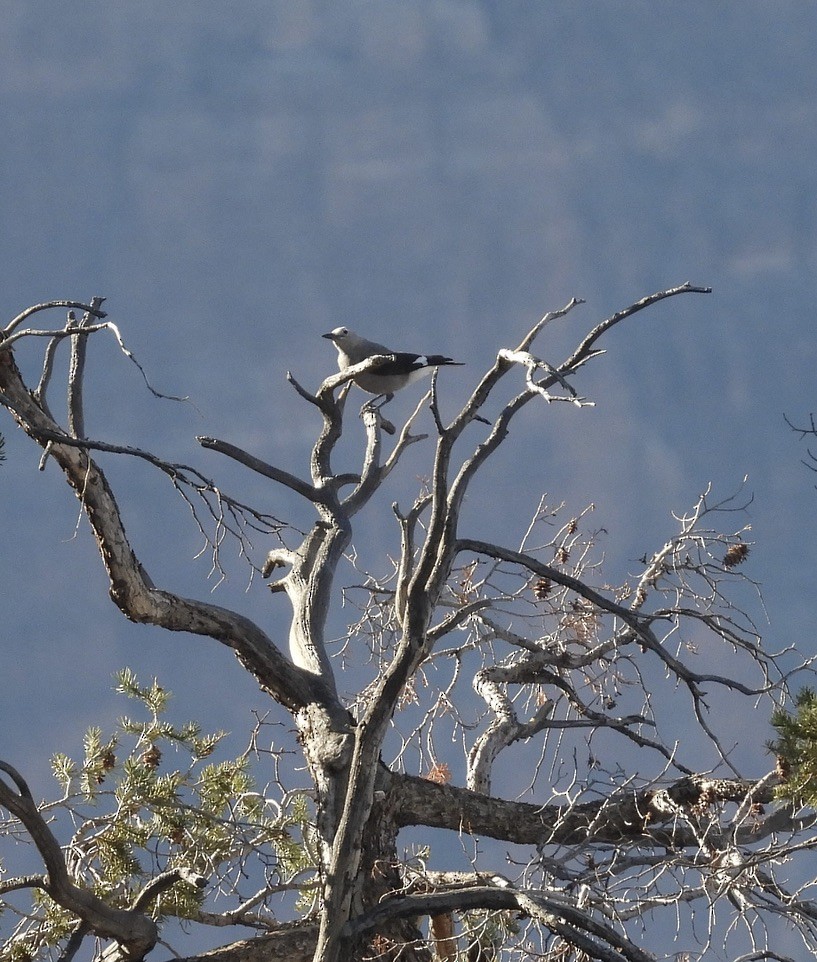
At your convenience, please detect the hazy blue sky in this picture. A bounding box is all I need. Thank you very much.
[2,2,817,957]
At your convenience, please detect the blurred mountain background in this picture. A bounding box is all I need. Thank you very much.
[2,1,817,954]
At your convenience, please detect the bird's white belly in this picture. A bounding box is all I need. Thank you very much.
[353,366,433,395]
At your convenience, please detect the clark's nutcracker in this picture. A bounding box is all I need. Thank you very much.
[322,327,463,400]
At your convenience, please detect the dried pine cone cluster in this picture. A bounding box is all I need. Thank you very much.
[723,541,750,569]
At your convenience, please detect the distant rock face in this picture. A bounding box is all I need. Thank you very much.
[2,8,817,869]
[4,1,813,344]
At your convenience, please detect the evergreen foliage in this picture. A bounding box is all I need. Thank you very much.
[0,670,314,961]
[770,687,817,804]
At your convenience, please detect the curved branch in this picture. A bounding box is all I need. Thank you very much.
[446,297,585,438]
[0,760,158,957]
[468,666,553,792]
[0,344,343,723]
[345,883,655,962]
[2,306,187,406]
[456,537,734,763]
[561,282,711,374]
[0,874,49,895]
[0,413,286,587]
[2,299,107,338]
[131,866,207,911]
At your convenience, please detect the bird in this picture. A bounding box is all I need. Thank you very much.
[322,327,463,401]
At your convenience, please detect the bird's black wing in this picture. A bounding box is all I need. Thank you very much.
[370,352,428,375]
[371,352,462,375]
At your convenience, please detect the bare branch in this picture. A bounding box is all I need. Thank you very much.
[198,435,324,504]
[446,297,585,436]
[130,866,207,912]
[343,391,430,514]
[345,883,655,962]
[67,298,105,439]
[456,537,652,635]
[3,299,107,337]
[515,297,586,351]
[561,282,711,374]
[0,408,286,581]
[0,874,49,895]
[2,303,187,405]
[0,321,112,350]
[391,769,777,847]
[497,347,593,406]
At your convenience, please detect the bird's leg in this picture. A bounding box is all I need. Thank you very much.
[362,392,394,412]
[360,394,396,434]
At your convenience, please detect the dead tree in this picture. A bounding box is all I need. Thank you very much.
[2,287,815,962]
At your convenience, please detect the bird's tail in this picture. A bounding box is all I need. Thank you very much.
[426,355,464,366]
